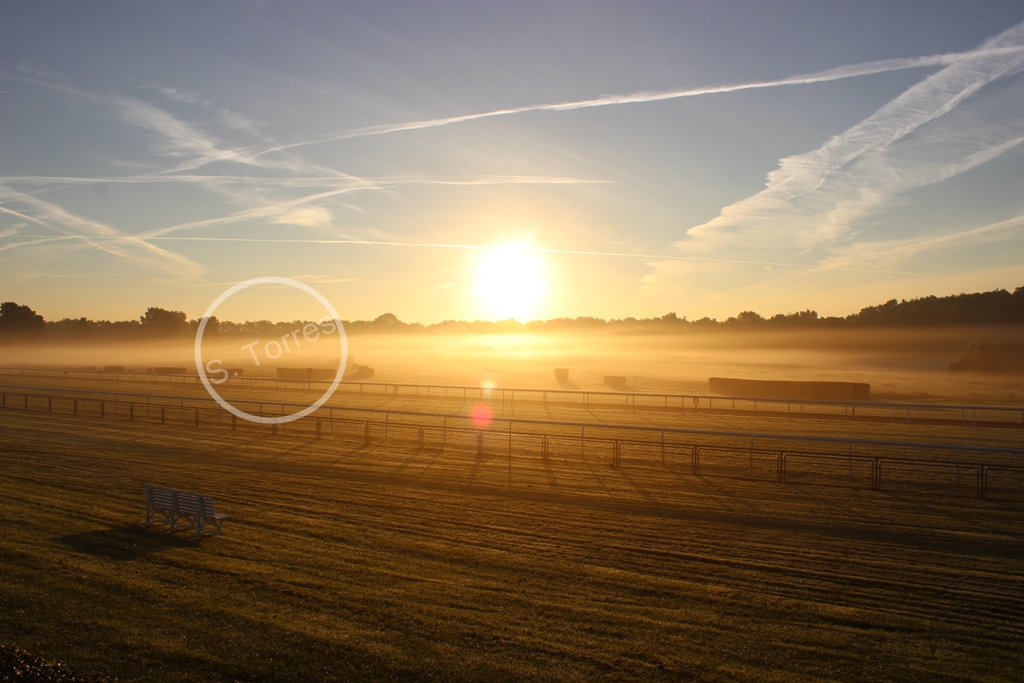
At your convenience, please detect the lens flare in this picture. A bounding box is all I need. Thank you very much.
[470,402,493,428]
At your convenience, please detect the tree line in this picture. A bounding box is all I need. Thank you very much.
[2,286,1023,343]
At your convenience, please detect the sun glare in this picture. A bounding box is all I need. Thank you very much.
[475,244,547,321]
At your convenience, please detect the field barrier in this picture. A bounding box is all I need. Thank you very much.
[3,366,1023,430]
[3,386,1023,501]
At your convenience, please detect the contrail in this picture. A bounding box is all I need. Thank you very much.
[258,46,1024,155]
[146,236,915,274]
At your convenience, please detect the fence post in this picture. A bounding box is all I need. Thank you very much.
[194,408,199,427]
[161,406,166,424]
[231,413,236,431]
[385,413,389,441]
[956,448,960,488]
[272,417,278,435]
[442,416,447,446]
[661,430,665,465]
[316,418,322,440]
[477,430,483,455]
[749,436,754,470]
[417,426,423,449]
[364,421,370,445]
[581,426,585,457]
[848,441,853,477]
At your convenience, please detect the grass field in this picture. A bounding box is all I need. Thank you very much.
[3,382,1024,682]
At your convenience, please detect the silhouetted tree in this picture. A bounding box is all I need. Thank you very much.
[139,307,190,337]
[0,302,46,341]
[849,289,1024,326]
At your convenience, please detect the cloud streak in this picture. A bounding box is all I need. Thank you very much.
[679,20,1024,253]
[820,212,1024,272]
[0,173,609,189]
[139,235,912,274]
[0,184,203,277]
[258,45,1024,155]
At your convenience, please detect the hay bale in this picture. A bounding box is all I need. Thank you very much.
[554,368,569,381]
[709,377,870,401]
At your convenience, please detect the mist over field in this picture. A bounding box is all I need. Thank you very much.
[5,324,1024,402]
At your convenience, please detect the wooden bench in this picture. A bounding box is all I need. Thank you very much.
[144,485,233,537]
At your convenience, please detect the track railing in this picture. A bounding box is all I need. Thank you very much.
[3,366,1023,430]
[3,387,1023,500]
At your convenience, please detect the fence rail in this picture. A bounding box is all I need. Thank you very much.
[3,366,1022,430]
[3,386,1023,501]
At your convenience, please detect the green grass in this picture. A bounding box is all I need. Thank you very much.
[2,400,1024,682]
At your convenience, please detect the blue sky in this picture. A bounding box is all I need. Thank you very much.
[3,1,1024,323]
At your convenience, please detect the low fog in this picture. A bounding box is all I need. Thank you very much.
[3,325,1024,403]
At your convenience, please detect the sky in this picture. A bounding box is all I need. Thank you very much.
[3,1,1024,324]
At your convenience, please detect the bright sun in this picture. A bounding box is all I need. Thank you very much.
[475,244,547,321]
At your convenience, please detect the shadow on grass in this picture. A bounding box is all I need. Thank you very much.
[58,525,200,560]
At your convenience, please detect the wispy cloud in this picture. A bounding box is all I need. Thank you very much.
[0,184,203,277]
[256,45,1024,156]
[0,173,609,189]
[136,186,369,238]
[147,83,264,136]
[820,212,1024,271]
[678,20,1024,255]
[113,97,246,167]
[141,235,911,274]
